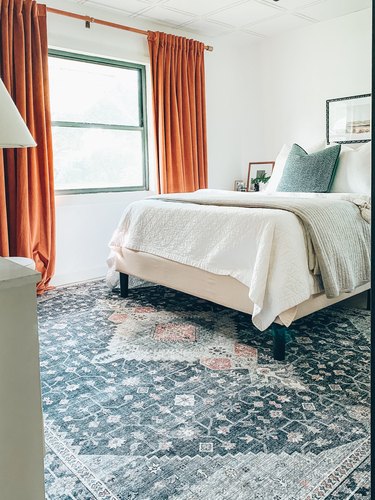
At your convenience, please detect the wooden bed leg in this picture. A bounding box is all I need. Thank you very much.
[366,289,371,311]
[272,324,286,361]
[120,273,129,298]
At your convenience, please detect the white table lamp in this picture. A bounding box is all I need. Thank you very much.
[0,78,36,147]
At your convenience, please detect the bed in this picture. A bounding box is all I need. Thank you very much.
[106,143,371,361]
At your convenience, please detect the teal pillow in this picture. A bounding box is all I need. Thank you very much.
[276,143,341,192]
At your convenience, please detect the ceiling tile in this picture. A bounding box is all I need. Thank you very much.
[85,0,151,15]
[218,29,266,44]
[260,0,322,10]
[300,0,371,22]
[163,0,243,16]
[182,19,233,37]
[238,28,266,39]
[138,6,194,24]
[249,13,313,36]
[57,0,372,40]
[208,0,283,28]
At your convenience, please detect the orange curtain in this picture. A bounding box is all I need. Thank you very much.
[0,0,55,293]
[147,31,208,194]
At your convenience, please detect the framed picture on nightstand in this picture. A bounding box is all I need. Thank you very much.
[234,180,246,191]
[246,161,274,191]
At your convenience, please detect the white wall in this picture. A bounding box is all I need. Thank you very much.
[205,7,372,192]
[47,0,256,284]
[253,8,371,165]
[205,36,263,188]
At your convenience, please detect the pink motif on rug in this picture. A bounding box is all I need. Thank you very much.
[135,307,156,313]
[200,358,232,370]
[108,313,128,324]
[154,323,196,342]
[234,343,258,360]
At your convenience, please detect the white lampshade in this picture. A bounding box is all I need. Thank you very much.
[0,78,36,147]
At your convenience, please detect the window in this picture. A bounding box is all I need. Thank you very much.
[48,50,148,194]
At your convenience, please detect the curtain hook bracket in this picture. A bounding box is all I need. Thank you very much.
[85,17,94,29]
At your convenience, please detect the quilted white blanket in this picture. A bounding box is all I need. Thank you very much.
[153,190,371,298]
[108,191,322,330]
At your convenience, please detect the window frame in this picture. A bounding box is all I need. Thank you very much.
[48,49,149,195]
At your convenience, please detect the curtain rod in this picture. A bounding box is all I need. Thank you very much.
[46,7,214,52]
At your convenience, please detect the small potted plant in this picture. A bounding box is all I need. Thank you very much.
[251,172,271,192]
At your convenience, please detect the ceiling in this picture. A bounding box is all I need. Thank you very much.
[67,0,371,40]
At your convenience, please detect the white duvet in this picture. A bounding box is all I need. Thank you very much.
[107,189,370,331]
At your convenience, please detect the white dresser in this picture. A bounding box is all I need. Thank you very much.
[0,257,45,499]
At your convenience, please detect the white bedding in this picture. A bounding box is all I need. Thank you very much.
[107,189,370,331]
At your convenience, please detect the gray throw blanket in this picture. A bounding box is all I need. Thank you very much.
[151,192,371,298]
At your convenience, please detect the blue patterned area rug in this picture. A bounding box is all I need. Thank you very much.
[38,279,370,499]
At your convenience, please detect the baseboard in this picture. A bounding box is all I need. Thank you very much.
[51,266,107,287]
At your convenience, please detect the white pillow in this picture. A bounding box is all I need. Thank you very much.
[265,141,326,193]
[330,142,371,194]
[264,144,290,193]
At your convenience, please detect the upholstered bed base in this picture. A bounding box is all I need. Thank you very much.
[115,248,370,360]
